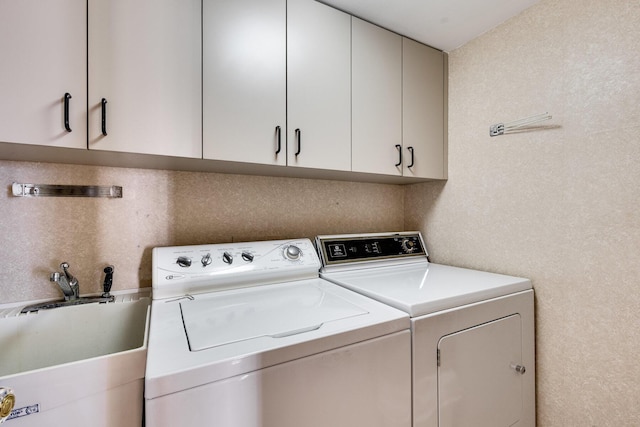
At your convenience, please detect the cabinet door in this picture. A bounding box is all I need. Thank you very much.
[88,0,201,158]
[0,0,86,149]
[287,0,351,171]
[438,315,524,427]
[403,38,445,179]
[203,0,286,165]
[352,18,402,176]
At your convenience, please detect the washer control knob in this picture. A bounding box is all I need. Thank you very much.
[223,251,233,265]
[177,256,192,268]
[242,252,254,262]
[285,245,301,260]
[201,253,212,267]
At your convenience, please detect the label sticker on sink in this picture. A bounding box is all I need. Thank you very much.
[7,404,39,422]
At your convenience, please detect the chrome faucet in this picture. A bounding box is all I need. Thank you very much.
[21,262,115,313]
[50,262,80,301]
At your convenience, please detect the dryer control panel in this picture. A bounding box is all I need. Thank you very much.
[316,232,428,267]
[152,239,321,299]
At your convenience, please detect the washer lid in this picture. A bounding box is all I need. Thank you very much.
[181,284,367,351]
[145,278,409,400]
[321,262,532,317]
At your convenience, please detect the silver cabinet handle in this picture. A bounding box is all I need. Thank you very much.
[511,363,526,375]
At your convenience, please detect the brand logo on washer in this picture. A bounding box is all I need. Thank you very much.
[7,404,40,421]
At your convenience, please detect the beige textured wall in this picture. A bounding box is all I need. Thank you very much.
[405,0,640,425]
[0,160,403,303]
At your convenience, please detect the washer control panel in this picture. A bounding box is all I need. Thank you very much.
[152,239,321,299]
[316,232,427,267]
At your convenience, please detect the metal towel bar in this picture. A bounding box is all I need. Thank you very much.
[11,183,123,198]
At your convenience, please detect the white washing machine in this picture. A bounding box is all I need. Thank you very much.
[316,232,535,427]
[145,238,411,427]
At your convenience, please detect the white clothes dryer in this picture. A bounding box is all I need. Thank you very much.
[145,238,411,427]
[316,232,535,427]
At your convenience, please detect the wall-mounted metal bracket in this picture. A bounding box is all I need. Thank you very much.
[11,183,123,198]
[490,112,552,137]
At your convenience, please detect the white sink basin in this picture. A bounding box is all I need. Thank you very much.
[0,295,150,427]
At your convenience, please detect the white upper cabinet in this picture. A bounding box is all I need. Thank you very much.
[351,18,403,176]
[2,0,445,183]
[88,0,202,158]
[352,19,446,179]
[0,0,87,149]
[203,0,286,165]
[287,0,351,171]
[403,38,445,179]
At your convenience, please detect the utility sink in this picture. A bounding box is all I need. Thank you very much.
[0,295,150,427]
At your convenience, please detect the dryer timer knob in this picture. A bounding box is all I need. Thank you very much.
[285,245,301,260]
[401,239,417,253]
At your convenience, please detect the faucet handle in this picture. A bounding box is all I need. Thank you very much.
[60,262,72,279]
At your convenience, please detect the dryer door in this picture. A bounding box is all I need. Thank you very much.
[437,314,524,427]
